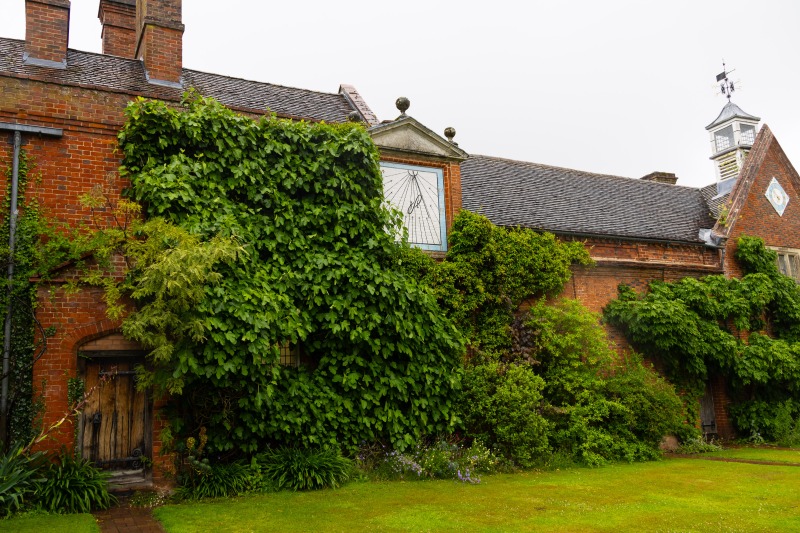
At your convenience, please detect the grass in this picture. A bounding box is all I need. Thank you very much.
[703,445,800,464]
[0,512,99,532]
[155,454,800,532]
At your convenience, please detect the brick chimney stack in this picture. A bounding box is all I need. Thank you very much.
[98,0,137,58]
[135,0,184,87]
[24,0,71,69]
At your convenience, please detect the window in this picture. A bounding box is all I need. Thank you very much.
[771,248,800,281]
[279,342,301,367]
[740,124,756,146]
[715,125,734,152]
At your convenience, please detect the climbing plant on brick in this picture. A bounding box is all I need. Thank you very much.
[604,235,800,442]
[399,212,688,466]
[116,93,463,453]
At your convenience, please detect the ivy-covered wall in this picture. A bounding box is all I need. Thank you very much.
[113,94,464,454]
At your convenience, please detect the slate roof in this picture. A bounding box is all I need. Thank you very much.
[461,155,718,244]
[700,182,729,220]
[0,37,362,123]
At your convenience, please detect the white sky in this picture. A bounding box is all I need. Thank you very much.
[2,0,799,188]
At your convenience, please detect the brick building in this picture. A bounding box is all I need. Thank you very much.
[1,0,798,484]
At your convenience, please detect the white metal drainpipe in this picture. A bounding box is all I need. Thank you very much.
[0,123,62,445]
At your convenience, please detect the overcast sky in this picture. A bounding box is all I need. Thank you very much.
[2,1,798,188]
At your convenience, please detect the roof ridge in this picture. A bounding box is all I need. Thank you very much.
[469,154,698,190]
[183,66,343,99]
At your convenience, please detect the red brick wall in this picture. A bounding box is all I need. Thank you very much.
[723,139,800,277]
[0,74,171,476]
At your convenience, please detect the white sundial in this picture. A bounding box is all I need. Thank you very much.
[380,162,447,250]
[765,178,789,216]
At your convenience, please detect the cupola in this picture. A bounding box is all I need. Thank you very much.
[705,65,760,186]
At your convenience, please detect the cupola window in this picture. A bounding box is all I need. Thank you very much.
[715,126,734,152]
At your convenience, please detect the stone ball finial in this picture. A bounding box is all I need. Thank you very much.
[444,127,456,142]
[396,97,410,117]
[347,111,362,123]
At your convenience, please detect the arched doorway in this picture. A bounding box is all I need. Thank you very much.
[77,333,151,485]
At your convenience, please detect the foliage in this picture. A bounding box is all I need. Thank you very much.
[604,235,800,441]
[675,436,723,454]
[356,438,498,482]
[175,461,251,501]
[411,212,687,467]
[401,211,592,357]
[0,445,45,517]
[106,93,463,453]
[459,362,549,467]
[0,152,43,448]
[256,447,352,491]
[730,399,800,446]
[35,454,116,513]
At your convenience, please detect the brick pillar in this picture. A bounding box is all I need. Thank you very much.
[98,0,137,58]
[135,0,184,87]
[24,0,70,69]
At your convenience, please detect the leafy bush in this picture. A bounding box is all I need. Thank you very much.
[36,455,116,513]
[675,437,723,454]
[257,447,352,491]
[175,462,251,500]
[460,362,550,467]
[730,399,800,446]
[0,446,45,517]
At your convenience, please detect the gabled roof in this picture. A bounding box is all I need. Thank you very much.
[0,37,370,123]
[461,155,717,244]
[370,116,468,161]
[706,101,761,130]
[712,124,800,239]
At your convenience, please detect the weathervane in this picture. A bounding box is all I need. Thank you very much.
[716,61,736,101]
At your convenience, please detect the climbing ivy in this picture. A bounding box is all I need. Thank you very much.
[604,235,800,441]
[113,94,463,453]
[0,152,43,448]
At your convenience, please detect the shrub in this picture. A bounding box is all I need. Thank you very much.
[358,438,499,482]
[0,446,45,517]
[36,455,116,513]
[675,437,723,454]
[730,399,800,444]
[175,462,251,500]
[257,447,352,491]
[460,362,550,467]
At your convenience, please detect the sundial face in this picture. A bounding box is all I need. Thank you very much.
[765,177,789,216]
[380,162,447,251]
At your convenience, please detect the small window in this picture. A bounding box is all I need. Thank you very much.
[771,248,800,282]
[740,124,755,146]
[279,342,301,367]
[715,125,734,152]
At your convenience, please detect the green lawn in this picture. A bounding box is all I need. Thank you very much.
[702,446,800,464]
[155,456,800,532]
[0,512,98,533]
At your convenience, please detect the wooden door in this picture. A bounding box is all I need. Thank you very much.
[80,358,150,472]
[699,383,717,435]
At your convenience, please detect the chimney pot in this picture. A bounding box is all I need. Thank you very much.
[99,0,137,58]
[640,171,678,185]
[135,0,184,87]
[24,0,71,69]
